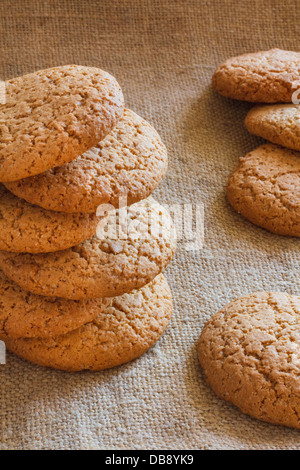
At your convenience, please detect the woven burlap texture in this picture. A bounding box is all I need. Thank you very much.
[1,0,300,450]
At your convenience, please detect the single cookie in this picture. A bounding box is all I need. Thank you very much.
[245,104,300,151]
[0,185,100,253]
[4,274,172,371]
[5,109,168,214]
[227,144,300,236]
[0,198,176,299]
[213,49,300,102]
[0,270,110,339]
[0,65,124,182]
[198,292,300,429]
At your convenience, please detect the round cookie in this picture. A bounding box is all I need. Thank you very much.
[198,291,300,429]
[0,185,99,253]
[213,49,300,103]
[0,270,110,339]
[5,109,168,214]
[227,144,300,237]
[0,197,176,299]
[245,104,300,151]
[0,65,124,182]
[4,274,172,371]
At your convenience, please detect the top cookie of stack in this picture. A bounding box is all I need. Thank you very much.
[213,49,300,237]
[0,65,124,182]
[212,48,300,103]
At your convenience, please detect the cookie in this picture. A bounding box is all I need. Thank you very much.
[4,274,172,371]
[213,49,300,102]
[245,104,300,151]
[227,144,300,236]
[198,292,300,429]
[0,198,176,299]
[0,65,124,182]
[0,270,110,339]
[0,185,99,253]
[5,109,168,214]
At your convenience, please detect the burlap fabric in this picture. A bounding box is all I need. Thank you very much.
[0,0,300,450]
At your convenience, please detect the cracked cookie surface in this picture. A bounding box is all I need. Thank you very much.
[198,291,300,429]
[4,274,172,371]
[245,103,300,151]
[213,49,300,102]
[0,185,99,253]
[0,65,124,182]
[0,197,176,299]
[6,109,168,213]
[227,144,300,236]
[0,270,110,339]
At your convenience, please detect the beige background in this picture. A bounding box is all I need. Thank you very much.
[1,0,300,450]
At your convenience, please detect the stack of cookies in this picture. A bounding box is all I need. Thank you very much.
[213,48,300,237]
[0,65,176,371]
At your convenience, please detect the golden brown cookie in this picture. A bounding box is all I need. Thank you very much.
[198,291,300,429]
[4,274,172,371]
[227,144,300,236]
[0,198,176,299]
[0,65,124,182]
[245,103,300,151]
[0,270,110,339]
[0,185,99,253]
[6,109,168,213]
[213,49,300,102]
